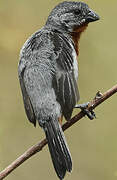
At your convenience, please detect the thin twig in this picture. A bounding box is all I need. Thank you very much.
[0,84,117,180]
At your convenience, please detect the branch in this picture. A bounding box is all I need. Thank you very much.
[0,84,117,180]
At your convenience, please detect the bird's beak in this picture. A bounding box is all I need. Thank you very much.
[86,9,100,23]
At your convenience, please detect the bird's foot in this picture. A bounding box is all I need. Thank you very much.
[75,102,96,120]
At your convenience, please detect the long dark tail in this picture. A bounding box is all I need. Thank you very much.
[44,119,72,180]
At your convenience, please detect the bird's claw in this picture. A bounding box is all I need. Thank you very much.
[75,102,96,120]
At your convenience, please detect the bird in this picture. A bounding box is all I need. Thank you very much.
[18,1,99,179]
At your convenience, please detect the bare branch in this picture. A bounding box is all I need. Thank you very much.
[0,84,117,180]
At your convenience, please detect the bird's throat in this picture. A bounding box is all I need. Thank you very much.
[71,24,88,55]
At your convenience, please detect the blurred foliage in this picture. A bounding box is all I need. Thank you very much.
[0,0,117,180]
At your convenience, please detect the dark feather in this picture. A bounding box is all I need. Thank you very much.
[52,32,80,120]
[19,67,36,127]
[44,118,72,179]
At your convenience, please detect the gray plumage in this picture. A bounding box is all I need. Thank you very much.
[18,28,79,123]
[18,28,77,179]
[18,1,99,179]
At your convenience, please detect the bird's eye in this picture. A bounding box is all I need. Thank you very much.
[74,10,81,15]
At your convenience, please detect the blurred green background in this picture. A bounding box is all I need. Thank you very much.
[0,0,117,180]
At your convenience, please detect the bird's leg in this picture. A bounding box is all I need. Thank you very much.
[75,102,96,120]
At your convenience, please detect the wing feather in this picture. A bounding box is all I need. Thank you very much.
[19,67,36,126]
[52,33,80,120]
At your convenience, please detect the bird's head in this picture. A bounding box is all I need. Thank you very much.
[45,1,100,33]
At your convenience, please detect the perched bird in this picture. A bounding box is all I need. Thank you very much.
[18,1,99,179]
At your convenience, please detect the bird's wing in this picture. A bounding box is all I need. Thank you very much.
[52,33,80,120]
[18,30,45,127]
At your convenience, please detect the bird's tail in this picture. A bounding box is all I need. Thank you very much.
[44,118,72,180]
